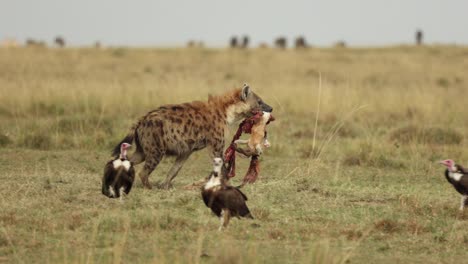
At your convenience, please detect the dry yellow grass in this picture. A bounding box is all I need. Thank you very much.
[1,45,468,263]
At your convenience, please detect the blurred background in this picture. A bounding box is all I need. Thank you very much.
[1,0,467,48]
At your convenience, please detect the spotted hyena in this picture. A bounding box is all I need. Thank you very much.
[112,84,273,189]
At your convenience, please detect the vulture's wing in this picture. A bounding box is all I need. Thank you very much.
[445,170,455,185]
[202,190,211,207]
[220,186,252,217]
[457,165,468,174]
[459,176,468,194]
[119,169,135,182]
[102,160,115,196]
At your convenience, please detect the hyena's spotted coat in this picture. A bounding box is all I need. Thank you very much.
[112,84,272,189]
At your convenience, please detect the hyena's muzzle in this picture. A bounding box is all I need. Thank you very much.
[260,101,273,113]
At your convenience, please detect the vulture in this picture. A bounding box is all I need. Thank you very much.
[439,159,468,210]
[201,158,253,230]
[102,143,135,200]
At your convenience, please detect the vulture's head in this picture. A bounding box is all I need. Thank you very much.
[119,143,132,159]
[120,143,131,151]
[212,158,223,174]
[439,159,456,172]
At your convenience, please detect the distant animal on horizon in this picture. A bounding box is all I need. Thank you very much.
[439,159,468,211]
[187,40,196,48]
[26,39,46,48]
[187,40,204,48]
[230,36,238,48]
[241,35,249,49]
[103,143,135,200]
[274,37,287,49]
[54,36,65,48]
[334,41,347,48]
[295,36,307,48]
[112,84,273,189]
[202,158,253,230]
[415,30,423,45]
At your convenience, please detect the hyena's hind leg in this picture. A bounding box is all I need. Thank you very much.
[160,153,192,189]
[139,151,164,189]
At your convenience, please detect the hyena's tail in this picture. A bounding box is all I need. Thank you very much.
[111,118,144,157]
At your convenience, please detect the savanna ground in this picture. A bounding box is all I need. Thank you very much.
[1,45,468,263]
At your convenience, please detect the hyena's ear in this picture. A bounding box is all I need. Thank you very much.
[241,83,251,101]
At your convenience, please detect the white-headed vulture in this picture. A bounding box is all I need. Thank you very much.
[102,143,135,200]
[202,158,253,230]
[439,159,468,210]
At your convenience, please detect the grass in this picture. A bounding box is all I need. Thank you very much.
[1,45,468,263]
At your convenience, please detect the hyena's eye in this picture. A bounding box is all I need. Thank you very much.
[257,99,262,104]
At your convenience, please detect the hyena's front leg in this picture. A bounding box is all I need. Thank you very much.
[139,151,163,189]
[160,153,191,189]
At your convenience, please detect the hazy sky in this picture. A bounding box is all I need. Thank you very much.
[2,0,467,47]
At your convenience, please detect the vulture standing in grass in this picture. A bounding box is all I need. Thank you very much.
[202,158,253,230]
[102,143,135,200]
[439,159,468,210]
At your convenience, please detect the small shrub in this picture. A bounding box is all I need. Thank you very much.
[112,48,126,57]
[67,213,84,230]
[343,142,371,167]
[292,130,314,139]
[342,229,363,240]
[0,134,12,147]
[433,231,447,243]
[251,208,271,221]
[224,73,234,80]
[389,125,419,143]
[143,66,153,73]
[57,116,113,132]
[299,145,320,159]
[43,178,52,190]
[295,178,311,192]
[268,229,285,240]
[406,219,428,235]
[343,156,361,166]
[371,154,405,169]
[30,102,65,116]
[423,127,463,144]
[0,106,12,117]
[390,125,462,145]
[158,215,189,230]
[21,133,52,150]
[436,77,450,87]
[374,219,400,234]
[343,143,405,169]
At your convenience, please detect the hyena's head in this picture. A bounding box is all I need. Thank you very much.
[226,84,273,124]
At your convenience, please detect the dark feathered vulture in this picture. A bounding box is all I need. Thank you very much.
[202,158,253,230]
[439,159,468,210]
[102,143,135,200]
